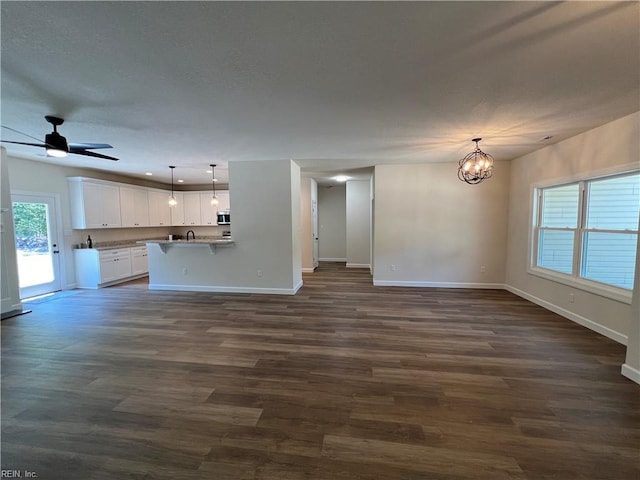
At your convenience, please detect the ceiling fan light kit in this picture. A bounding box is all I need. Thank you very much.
[457,138,494,185]
[1,115,119,161]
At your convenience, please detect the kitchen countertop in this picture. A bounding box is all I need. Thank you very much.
[75,236,233,251]
[140,237,234,254]
[77,240,159,251]
[140,237,233,245]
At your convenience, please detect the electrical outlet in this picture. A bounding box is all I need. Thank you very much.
[391,264,396,271]
[182,267,188,275]
[568,293,575,303]
[257,269,263,278]
[480,265,487,273]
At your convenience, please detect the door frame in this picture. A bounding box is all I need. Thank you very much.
[312,199,319,269]
[11,190,66,298]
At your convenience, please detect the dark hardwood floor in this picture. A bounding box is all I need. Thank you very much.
[2,263,638,479]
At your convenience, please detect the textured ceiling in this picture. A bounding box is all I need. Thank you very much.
[1,1,638,186]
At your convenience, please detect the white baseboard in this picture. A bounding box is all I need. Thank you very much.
[505,284,628,345]
[346,263,370,269]
[373,280,505,289]
[1,299,23,316]
[149,282,302,295]
[302,267,315,273]
[319,258,347,262]
[621,363,640,385]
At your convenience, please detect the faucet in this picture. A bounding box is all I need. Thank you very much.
[186,230,195,241]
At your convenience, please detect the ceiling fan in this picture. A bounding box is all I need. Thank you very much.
[1,115,118,161]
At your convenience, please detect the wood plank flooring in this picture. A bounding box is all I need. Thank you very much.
[2,262,638,479]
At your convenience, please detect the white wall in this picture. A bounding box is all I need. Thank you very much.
[346,180,371,269]
[318,185,346,261]
[1,148,22,315]
[506,112,639,344]
[373,161,510,286]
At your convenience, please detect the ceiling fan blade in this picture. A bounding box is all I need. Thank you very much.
[73,149,119,161]
[69,142,113,151]
[1,140,47,148]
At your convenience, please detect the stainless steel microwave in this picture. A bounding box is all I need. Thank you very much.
[217,211,230,224]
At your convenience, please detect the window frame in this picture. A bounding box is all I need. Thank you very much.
[528,167,639,304]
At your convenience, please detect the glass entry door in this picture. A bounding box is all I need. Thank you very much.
[12,193,62,299]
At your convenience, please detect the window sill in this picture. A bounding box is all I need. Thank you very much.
[527,267,633,305]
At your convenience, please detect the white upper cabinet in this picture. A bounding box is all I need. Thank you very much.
[200,190,229,225]
[147,189,172,226]
[200,193,217,225]
[217,190,230,212]
[171,192,185,226]
[120,186,150,227]
[68,176,230,229]
[68,178,122,229]
[183,193,202,226]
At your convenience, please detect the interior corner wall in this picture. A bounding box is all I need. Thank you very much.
[318,185,346,261]
[373,161,510,287]
[346,180,371,268]
[505,111,640,344]
[227,159,301,292]
[1,148,22,315]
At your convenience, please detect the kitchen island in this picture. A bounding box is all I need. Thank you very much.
[140,237,254,293]
[141,235,301,295]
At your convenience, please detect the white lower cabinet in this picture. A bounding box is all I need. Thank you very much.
[131,246,149,275]
[75,246,147,288]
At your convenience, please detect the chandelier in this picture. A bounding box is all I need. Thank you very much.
[457,138,494,185]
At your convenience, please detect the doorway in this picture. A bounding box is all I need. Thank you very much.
[11,193,62,299]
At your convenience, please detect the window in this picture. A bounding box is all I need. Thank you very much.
[533,171,639,295]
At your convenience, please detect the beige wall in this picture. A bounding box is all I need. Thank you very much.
[373,161,510,286]
[506,112,639,343]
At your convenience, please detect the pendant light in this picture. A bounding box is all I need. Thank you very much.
[168,165,178,206]
[210,164,219,206]
[457,138,494,185]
